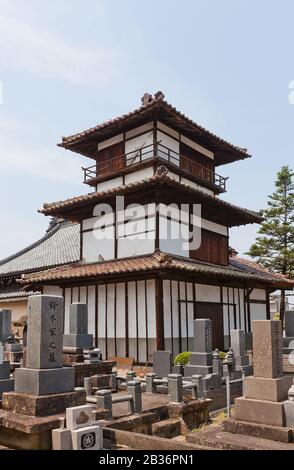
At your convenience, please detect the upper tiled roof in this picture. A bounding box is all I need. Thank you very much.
[19,250,294,289]
[40,171,262,227]
[0,221,80,277]
[58,92,250,166]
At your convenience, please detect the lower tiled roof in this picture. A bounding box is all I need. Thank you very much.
[0,290,41,300]
[19,250,294,289]
[0,221,80,277]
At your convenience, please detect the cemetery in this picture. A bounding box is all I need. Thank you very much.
[0,94,294,452]
[0,294,294,451]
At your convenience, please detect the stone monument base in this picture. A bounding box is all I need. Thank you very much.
[244,375,293,402]
[15,367,75,395]
[235,396,286,427]
[2,389,86,417]
[65,360,116,387]
[0,409,67,450]
[223,418,293,443]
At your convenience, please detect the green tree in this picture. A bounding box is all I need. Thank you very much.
[247,166,294,320]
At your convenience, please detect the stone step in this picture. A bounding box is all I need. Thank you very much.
[186,425,294,450]
[152,418,182,439]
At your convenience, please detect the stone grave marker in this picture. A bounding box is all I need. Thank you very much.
[63,303,93,349]
[71,425,103,451]
[184,319,222,391]
[0,310,12,342]
[153,350,172,378]
[0,342,14,399]
[235,320,293,427]
[230,329,253,376]
[14,295,75,396]
[66,404,95,430]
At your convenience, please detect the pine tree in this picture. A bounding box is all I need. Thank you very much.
[247,166,294,320]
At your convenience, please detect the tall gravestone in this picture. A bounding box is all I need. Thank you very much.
[184,319,222,391]
[283,310,294,354]
[0,310,12,342]
[230,329,253,376]
[153,351,172,378]
[15,295,75,395]
[235,320,293,427]
[63,303,93,349]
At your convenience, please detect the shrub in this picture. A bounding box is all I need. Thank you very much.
[174,351,192,366]
[219,351,226,361]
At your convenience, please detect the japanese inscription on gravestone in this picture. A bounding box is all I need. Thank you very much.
[26,296,64,370]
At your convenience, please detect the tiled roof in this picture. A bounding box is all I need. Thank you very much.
[58,92,250,165]
[0,221,80,277]
[0,290,40,300]
[40,172,262,226]
[19,250,294,289]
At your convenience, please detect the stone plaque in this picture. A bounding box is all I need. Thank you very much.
[71,425,102,451]
[26,295,64,369]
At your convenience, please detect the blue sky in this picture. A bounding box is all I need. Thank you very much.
[0,0,293,260]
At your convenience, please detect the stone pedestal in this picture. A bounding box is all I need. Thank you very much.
[15,367,75,395]
[65,360,116,387]
[235,320,290,429]
[0,360,14,399]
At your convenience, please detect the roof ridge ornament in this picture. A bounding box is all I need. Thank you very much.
[141,93,153,106]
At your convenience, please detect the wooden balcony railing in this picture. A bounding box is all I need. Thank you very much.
[82,142,227,192]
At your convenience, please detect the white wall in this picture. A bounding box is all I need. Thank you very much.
[125,131,154,165]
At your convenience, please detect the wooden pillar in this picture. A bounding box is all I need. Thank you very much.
[155,277,165,351]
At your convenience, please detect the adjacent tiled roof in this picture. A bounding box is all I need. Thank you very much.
[58,92,250,165]
[40,172,262,226]
[0,221,80,277]
[19,250,294,289]
[0,290,40,300]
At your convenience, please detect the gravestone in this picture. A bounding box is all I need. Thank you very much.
[184,319,222,391]
[63,303,93,349]
[0,310,12,342]
[14,296,76,396]
[235,320,293,427]
[153,350,172,378]
[52,410,103,450]
[230,329,253,376]
[0,343,14,399]
[283,311,294,355]
[285,311,294,337]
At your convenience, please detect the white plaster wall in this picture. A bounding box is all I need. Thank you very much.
[157,130,180,166]
[157,121,179,140]
[163,280,172,339]
[181,177,214,195]
[200,218,228,236]
[125,167,154,184]
[79,286,87,304]
[125,131,154,164]
[97,177,123,192]
[146,280,156,338]
[87,286,96,337]
[180,134,214,160]
[64,288,71,334]
[250,304,267,322]
[159,216,189,257]
[196,284,221,303]
[116,283,126,357]
[42,286,62,296]
[126,122,153,140]
[97,285,106,357]
[250,289,266,301]
[82,229,115,262]
[107,284,115,357]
